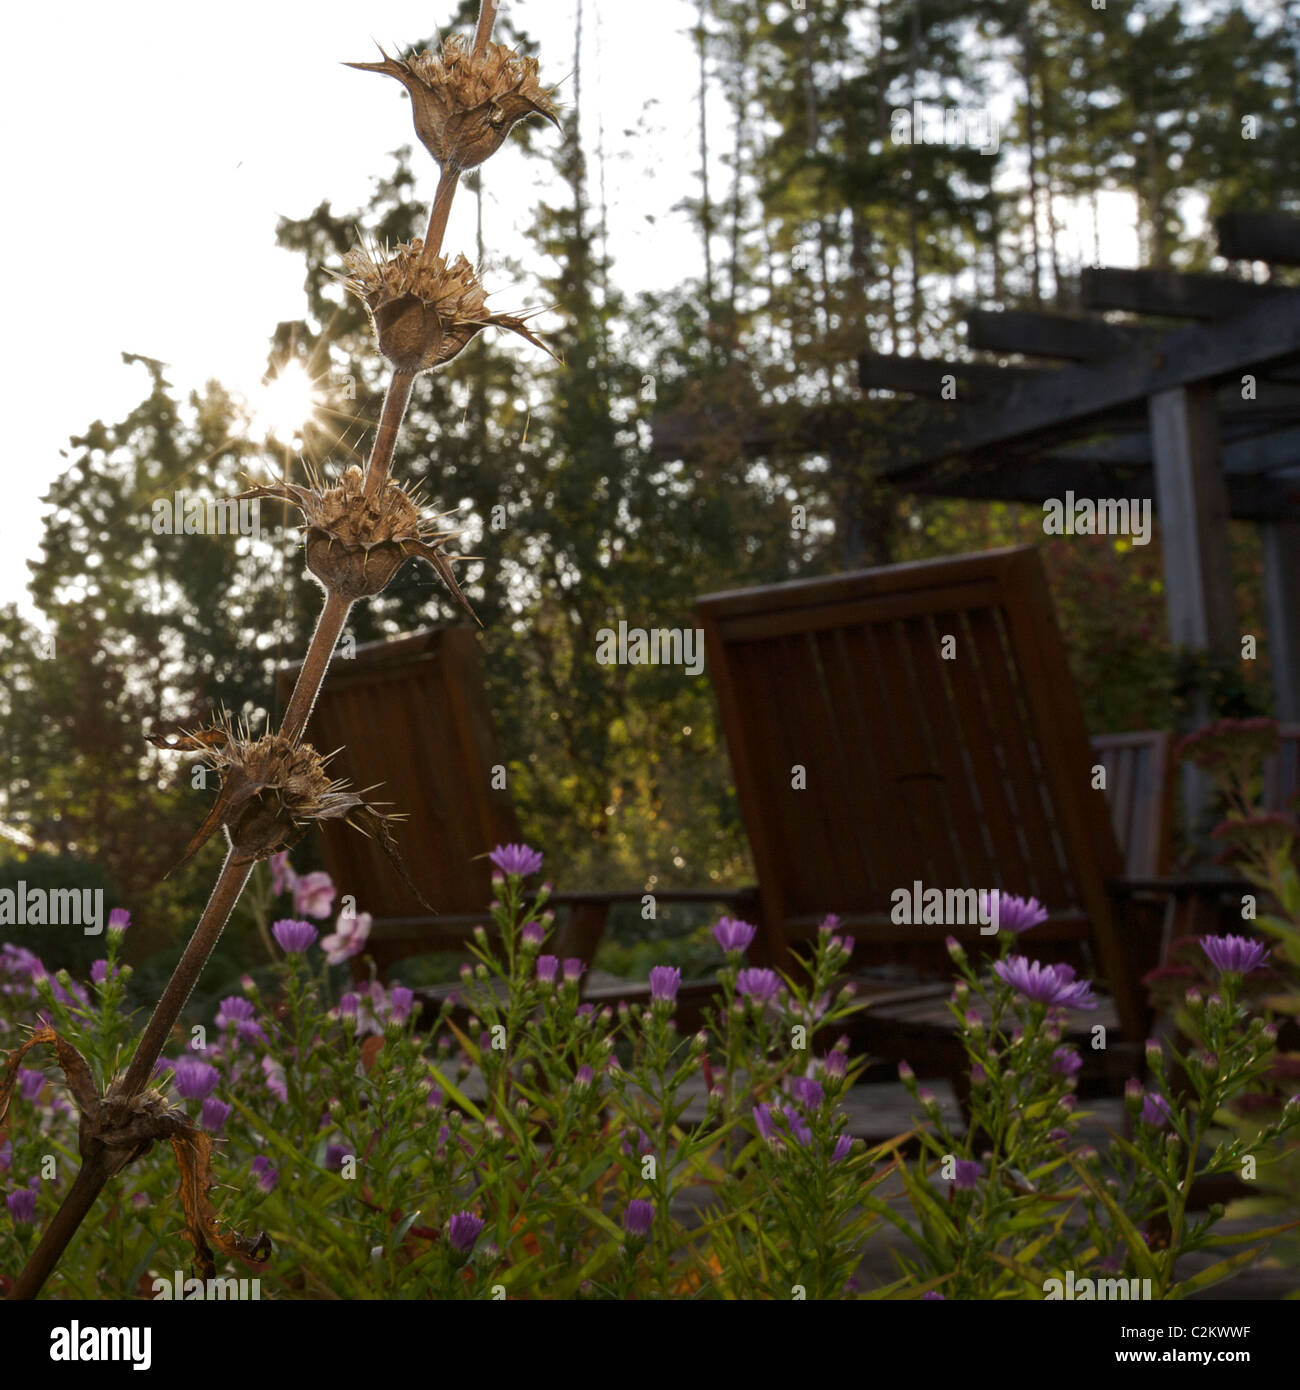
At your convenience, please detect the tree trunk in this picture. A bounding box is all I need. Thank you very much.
[1019,10,1044,306]
[696,1,715,307]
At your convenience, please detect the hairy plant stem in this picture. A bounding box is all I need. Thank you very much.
[119,851,256,1095]
[360,369,416,502]
[424,169,461,262]
[9,2,501,1296]
[10,849,253,1299]
[280,590,355,742]
[9,1150,114,1301]
[474,0,499,57]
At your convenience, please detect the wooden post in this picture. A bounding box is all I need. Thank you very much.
[1147,383,1236,840]
[1262,521,1300,722]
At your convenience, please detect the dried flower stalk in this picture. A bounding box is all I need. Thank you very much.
[6,0,554,1299]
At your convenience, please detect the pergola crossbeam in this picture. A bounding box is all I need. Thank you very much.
[1079,267,1290,320]
[965,309,1159,361]
[1216,212,1300,267]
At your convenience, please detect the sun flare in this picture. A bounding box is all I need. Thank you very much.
[245,362,321,443]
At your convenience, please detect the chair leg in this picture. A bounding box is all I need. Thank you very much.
[554,901,610,968]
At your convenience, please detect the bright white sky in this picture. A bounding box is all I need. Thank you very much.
[0,0,1143,617]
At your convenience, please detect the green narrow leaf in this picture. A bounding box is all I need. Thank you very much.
[1167,1244,1270,1300]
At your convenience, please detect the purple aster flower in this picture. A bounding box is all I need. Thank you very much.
[0,1139,10,1173]
[6,1189,37,1224]
[1140,1091,1173,1128]
[577,1002,595,1018]
[50,976,90,1011]
[822,1051,848,1080]
[447,1210,485,1254]
[272,918,318,955]
[829,935,856,961]
[981,890,1049,934]
[89,960,111,985]
[269,851,296,896]
[489,843,544,878]
[337,992,359,1017]
[262,1055,288,1104]
[790,1076,825,1110]
[736,968,780,1001]
[753,1103,778,1142]
[993,956,1097,1010]
[250,1155,279,1193]
[781,1106,813,1146]
[521,921,545,948]
[1051,1047,1083,1078]
[649,965,680,1004]
[201,1097,231,1134]
[563,957,585,983]
[922,1291,945,1301]
[215,996,267,1047]
[951,1159,983,1191]
[623,1199,654,1238]
[427,1085,444,1110]
[621,1129,655,1157]
[831,1134,855,1163]
[18,1069,44,1103]
[574,1065,594,1089]
[215,996,254,1028]
[0,944,45,981]
[536,954,559,984]
[713,917,757,954]
[173,1057,220,1101]
[292,872,336,921]
[320,910,372,966]
[325,1143,350,1172]
[1200,934,1271,977]
[389,986,415,1025]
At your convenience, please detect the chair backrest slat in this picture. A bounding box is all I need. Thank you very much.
[1090,731,1174,878]
[1263,725,1300,811]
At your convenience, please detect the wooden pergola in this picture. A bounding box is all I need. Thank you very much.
[654,212,1300,723]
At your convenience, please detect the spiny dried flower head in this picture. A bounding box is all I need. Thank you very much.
[339,241,553,378]
[347,35,558,172]
[239,463,478,619]
[146,716,362,867]
[146,715,429,907]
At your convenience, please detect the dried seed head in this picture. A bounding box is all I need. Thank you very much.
[147,715,433,907]
[147,716,358,866]
[239,465,480,620]
[338,242,553,376]
[347,35,558,172]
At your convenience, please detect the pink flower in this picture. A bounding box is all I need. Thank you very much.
[269,852,297,897]
[293,872,336,920]
[320,911,372,965]
[262,1055,288,1104]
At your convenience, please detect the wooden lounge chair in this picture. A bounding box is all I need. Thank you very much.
[276,627,749,987]
[695,545,1169,1085]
